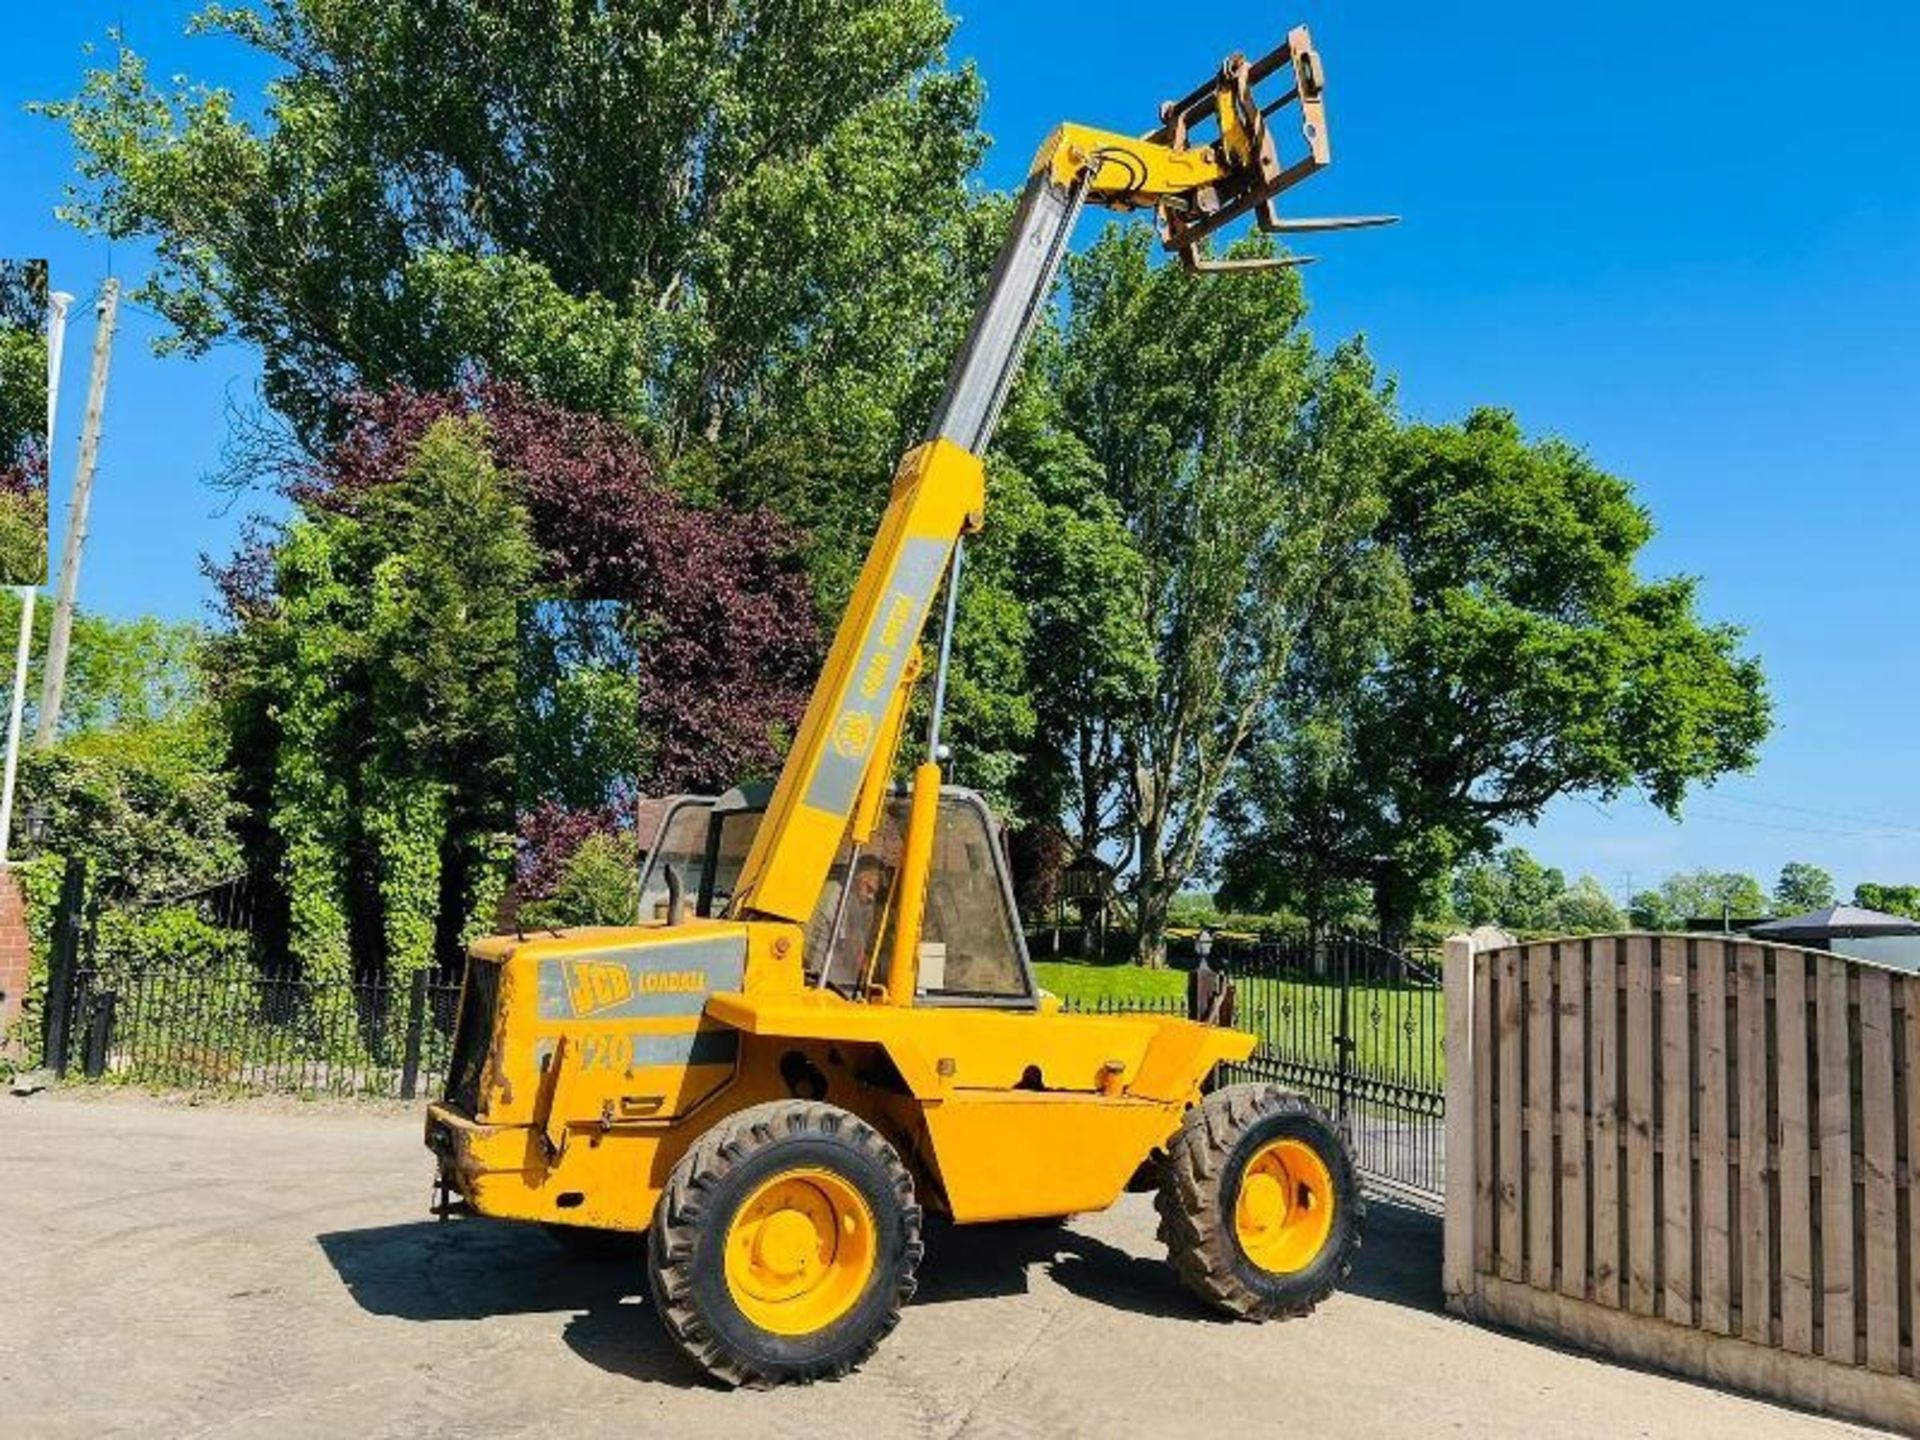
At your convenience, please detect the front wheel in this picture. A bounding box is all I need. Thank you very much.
[646,1100,923,1387]
[1155,1085,1361,1319]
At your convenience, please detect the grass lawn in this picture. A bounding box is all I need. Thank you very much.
[1032,960,1185,1004]
[1035,958,1444,1083]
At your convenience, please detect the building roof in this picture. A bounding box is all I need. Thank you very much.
[1747,904,1920,941]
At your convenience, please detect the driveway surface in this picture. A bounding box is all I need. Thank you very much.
[0,1090,1890,1439]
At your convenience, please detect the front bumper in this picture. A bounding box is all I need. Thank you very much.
[424,1101,504,1200]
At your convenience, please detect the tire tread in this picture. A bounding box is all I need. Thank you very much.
[646,1099,922,1387]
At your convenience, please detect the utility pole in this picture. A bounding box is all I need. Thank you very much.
[0,288,73,866]
[35,278,117,751]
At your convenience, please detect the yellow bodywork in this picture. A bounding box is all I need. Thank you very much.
[426,918,1253,1230]
[1033,122,1233,201]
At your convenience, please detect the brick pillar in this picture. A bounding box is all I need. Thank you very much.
[0,869,30,1055]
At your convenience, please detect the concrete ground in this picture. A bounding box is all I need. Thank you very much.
[0,1091,1890,1440]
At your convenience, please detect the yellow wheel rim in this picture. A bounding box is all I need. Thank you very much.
[1233,1137,1336,1275]
[723,1167,877,1335]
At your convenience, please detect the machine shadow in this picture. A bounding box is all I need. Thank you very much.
[315,1217,710,1389]
[317,1196,1443,1388]
[1343,1196,1445,1312]
[921,1196,1443,1322]
[917,1217,1223,1322]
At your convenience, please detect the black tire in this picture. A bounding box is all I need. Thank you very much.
[541,1222,639,1261]
[646,1100,922,1387]
[1155,1084,1362,1320]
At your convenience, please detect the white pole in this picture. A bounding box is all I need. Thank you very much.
[36,279,115,751]
[0,597,36,868]
[0,288,72,867]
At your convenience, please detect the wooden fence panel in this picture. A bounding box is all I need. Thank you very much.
[1776,948,1814,1355]
[1817,954,1856,1367]
[1658,936,1692,1327]
[1474,948,1495,1278]
[1590,937,1620,1307]
[1527,944,1556,1290]
[1625,936,1657,1316]
[1447,934,1920,1436]
[1907,976,1920,1382]
[1498,947,1524,1281]
[1697,940,1732,1335]
[1859,970,1898,1375]
[1557,941,1588,1302]
[1736,943,1771,1346]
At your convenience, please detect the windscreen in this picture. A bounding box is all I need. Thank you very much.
[804,794,1032,1004]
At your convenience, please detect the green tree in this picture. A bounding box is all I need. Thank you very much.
[0,261,45,468]
[1546,876,1626,935]
[1214,718,1370,939]
[43,2,976,450]
[0,258,48,584]
[1628,869,1769,931]
[960,363,1156,838]
[517,833,642,931]
[516,600,641,814]
[1449,847,1567,931]
[0,595,207,746]
[44,0,1040,829]
[1855,883,1920,920]
[0,597,240,937]
[1053,225,1398,966]
[219,417,538,984]
[1773,860,1836,913]
[43,0,985,487]
[1229,409,1769,939]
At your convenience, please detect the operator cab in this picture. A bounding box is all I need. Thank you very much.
[636,784,1036,1008]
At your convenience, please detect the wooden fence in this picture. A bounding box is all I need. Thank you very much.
[1442,933,1920,1433]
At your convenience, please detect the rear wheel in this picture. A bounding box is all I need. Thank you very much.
[646,1100,922,1387]
[1156,1084,1361,1319]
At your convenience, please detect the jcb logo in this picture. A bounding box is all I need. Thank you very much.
[832,709,874,761]
[563,959,632,1017]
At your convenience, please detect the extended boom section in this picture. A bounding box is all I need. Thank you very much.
[736,26,1381,936]
[729,437,984,924]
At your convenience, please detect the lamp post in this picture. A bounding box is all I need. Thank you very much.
[22,802,48,853]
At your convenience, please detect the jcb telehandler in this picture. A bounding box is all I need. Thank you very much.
[427,24,1388,1387]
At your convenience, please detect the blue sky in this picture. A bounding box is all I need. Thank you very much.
[4,2,1918,900]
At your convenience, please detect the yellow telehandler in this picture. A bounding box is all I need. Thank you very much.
[426,24,1389,1386]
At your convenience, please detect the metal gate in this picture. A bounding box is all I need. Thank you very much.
[36,857,463,1098]
[1218,933,1446,1207]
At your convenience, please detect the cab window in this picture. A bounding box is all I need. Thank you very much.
[699,807,764,916]
[807,794,1031,1004]
[807,845,900,994]
[637,799,713,922]
[910,797,1032,1002]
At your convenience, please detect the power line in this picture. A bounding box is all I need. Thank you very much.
[1563,790,1920,842]
[1681,806,1912,841]
[1699,793,1920,837]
